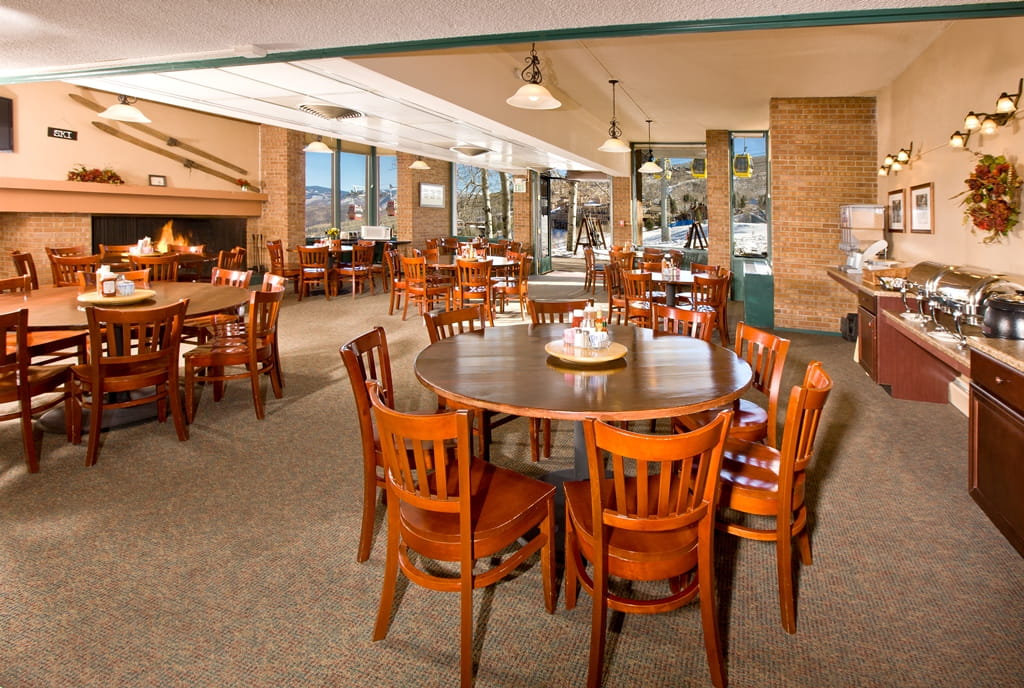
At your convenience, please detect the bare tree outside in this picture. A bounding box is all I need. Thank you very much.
[456,164,514,238]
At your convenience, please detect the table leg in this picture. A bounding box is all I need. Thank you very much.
[665,283,677,307]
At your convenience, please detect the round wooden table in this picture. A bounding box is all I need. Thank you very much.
[649,269,695,307]
[415,323,752,477]
[0,282,250,329]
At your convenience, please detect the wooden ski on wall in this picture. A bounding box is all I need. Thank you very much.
[91,121,261,192]
[69,93,249,176]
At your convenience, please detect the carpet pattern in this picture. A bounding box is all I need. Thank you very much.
[1,270,1022,687]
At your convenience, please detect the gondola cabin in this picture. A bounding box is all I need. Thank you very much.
[691,158,706,179]
[733,152,753,178]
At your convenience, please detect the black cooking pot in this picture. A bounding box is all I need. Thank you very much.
[983,293,1024,339]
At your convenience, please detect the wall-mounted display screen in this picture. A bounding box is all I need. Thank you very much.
[0,97,12,151]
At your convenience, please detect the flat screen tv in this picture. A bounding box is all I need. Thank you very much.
[0,97,11,151]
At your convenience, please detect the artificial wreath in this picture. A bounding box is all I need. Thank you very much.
[954,154,1022,243]
[67,164,125,184]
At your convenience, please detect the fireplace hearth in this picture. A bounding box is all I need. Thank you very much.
[91,215,247,263]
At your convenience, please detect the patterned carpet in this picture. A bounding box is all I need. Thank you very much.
[0,270,1021,687]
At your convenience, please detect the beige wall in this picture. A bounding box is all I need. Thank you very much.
[877,18,1024,276]
[0,82,260,192]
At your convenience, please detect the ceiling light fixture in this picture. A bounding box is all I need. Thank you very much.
[949,77,1021,149]
[450,145,490,157]
[98,94,150,123]
[506,43,561,110]
[637,119,663,174]
[878,143,913,176]
[409,157,430,170]
[598,79,630,153]
[303,136,331,153]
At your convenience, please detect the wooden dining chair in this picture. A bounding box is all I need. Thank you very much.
[401,255,450,320]
[382,249,406,316]
[0,308,73,473]
[168,243,207,281]
[68,299,190,467]
[492,251,531,317]
[98,243,136,265]
[183,287,284,423]
[335,242,375,299]
[583,247,605,294]
[49,254,103,288]
[603,261,627,325]
[0,275,88,366]
[339,327,397,563]
[681,273,730,344]
[621,270,655,327]
[675,322,791,446]
[180,267,253,345]
[217,245,247,271]
[10,250,41,289]
[608,249,635,271]
[131,253,180,282]
[356,239,386,291]
[564,411,733,688]
[296,245,333,301]
[651,303,716,341]
[717,361,833,634]
[454,258,495,325]
[367,380,556,687]
[266,239,300,293]
[45,245,87,285]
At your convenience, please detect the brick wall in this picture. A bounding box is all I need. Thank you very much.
[705,130,731,270]
[0,213,91,284]
[397,152,453,247]
[250,126,304,255]
[511,174,533,256]
[770,97,875,331]
[610,176,632,247]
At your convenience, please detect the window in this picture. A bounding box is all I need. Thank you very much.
[377,154,397,232]
[455,164,515,239]
[304,144,370,240]
[730,132,769,258]
[305,150,332,239]
[635,144,707,249]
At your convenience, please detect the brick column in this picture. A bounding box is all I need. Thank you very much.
[251,126,305,253]
[705,130,731,269]
[610,176,632,248]
[397,152,452,249]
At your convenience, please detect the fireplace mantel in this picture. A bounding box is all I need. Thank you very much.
[0,178,266,217]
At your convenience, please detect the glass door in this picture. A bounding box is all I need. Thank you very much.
[535,172,552,273]
[730,131,772,327]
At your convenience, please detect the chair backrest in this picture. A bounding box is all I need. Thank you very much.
[424,238,439,250]
[401,256,429,289]
[266,239,286,272]
[609,250,635,270]
[420,247,440,264]
[583,246,596,270]
[581,409,732,550]
[383,249,403,283]
[167,243,206,256]
[297,245,329,270]
[642,247,664,262]
[0,308,33,400]
[690,263,721,276]
[605,260,623,297]
[50,254,103,287]
[340,328,396,461]
[98,244,137,263]
[130,253,179,282]
[689,274,729,310]
[367,378,474,506]
[441,236,460,254]
[210,266,252,288]
[507,240,523,254]
[350,243,374,269]
[244,287,285,351]
[622,270,653,303]
[424,305,487,343]
[0,274,32,296]
[261,272,287,291]
[777,361,833,503]
[10,251,39,289]
[641,261,662,272]
[84,299,188,374]
[527,298,589,324]
[217,246,247,270]
[651,303,716,341]
[503,251,531,288]
[734,322,791,447]
[455,258,492,291]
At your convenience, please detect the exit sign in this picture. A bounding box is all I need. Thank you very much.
[47,127,77,141]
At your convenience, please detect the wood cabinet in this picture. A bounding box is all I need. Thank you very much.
[857,291,877,380]
[969,350,1024,557]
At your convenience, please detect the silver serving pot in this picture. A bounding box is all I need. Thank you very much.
[983,293,1024,339]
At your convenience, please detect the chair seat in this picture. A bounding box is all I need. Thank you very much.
[0,363,69,399]
[71,360,170,393]
[678,399,769,443]
[400,459,554,560]
[7,329,86,363]
[719,437,785,509]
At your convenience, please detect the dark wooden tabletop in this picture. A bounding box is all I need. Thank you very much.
[415,323,752,422]
[0,282,250,329]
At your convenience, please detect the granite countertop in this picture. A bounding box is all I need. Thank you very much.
[826,267,903,297]
[882,310,971,372]
[968,336,1024,373]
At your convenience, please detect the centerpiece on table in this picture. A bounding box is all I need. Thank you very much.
[954,154,1022,244]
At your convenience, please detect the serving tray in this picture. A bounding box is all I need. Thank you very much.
[544,340,627,365]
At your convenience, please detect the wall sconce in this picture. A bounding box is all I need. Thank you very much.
[878,144,913,176]
[949,77,1021,148]
[506,43,561,110]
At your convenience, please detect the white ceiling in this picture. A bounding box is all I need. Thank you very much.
[1,0,1014,176]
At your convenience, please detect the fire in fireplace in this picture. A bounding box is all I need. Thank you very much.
[91,216,247,263]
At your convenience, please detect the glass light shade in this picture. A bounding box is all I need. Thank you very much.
[996,93,1016,113]
[638,159,663,174]
[409,159,431,170]
[304,139,331,153]
[506,83,561,110]
[963,112,981,131]
[882,154,894,167]
[980,116,998,135]
[896,148,911,164]
[890,160,902,172]
[598,136,631,153]
[98,103,151,123]
[878,166,889,176]
[949,132,967,148]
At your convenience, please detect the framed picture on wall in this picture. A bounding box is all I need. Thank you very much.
[910,182,934,234]
[887,188,905,232]
[148,174,167,187]
[419,182,445,208]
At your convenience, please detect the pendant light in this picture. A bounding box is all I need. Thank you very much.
[98,94,150,123]
[598,80,630,153]
[409,157,431,170]
[304,136,331,153]
[506,43,561,110]
[637,119,663,174]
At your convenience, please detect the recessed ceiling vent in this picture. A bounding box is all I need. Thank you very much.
[298,103,362,120]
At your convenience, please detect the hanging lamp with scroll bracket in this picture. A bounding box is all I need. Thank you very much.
[303,136,331,153]
[598,79,630,153]
[637,119,663,174]
[98,94,151,123]
[506,43,561,110]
